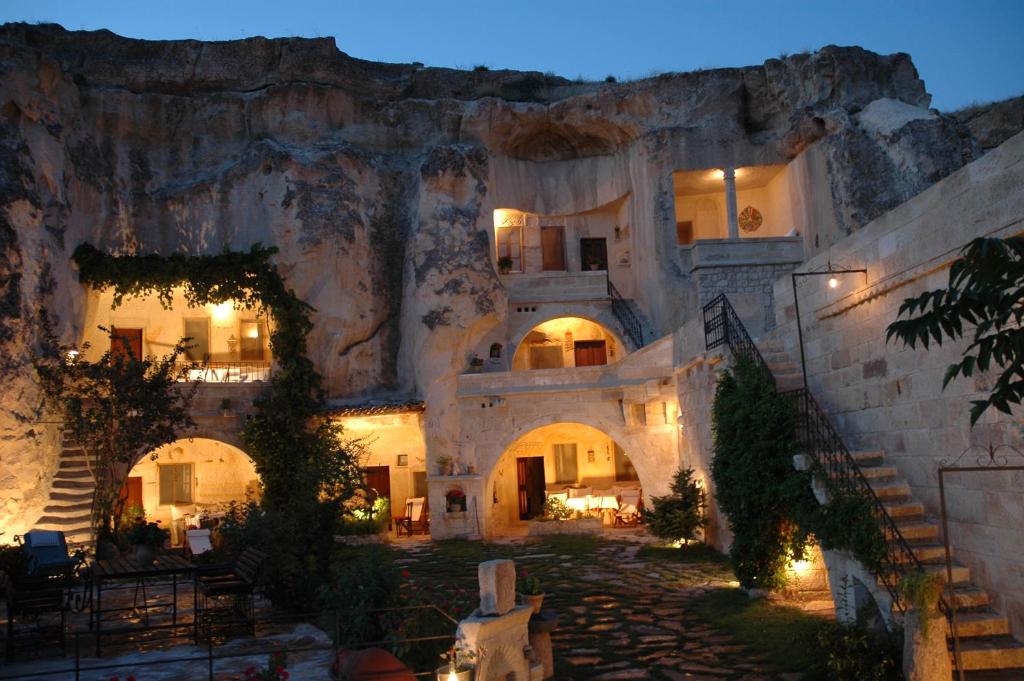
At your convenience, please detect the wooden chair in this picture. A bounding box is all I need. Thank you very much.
[614,489,643,526]
[395,497,429,537]
[195,547,267,640]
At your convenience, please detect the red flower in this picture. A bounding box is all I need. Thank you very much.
[276,667,285,674]
[401,570,411,578]
[281,673,290,680]
[128,677,136,681]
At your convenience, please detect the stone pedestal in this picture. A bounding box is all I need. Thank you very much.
[427,475,484,539]
[903,608,952,681]
[454,558,545,681]
[527,612,559,680]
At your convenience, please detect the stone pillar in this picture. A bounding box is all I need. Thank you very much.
[723,167,739,240]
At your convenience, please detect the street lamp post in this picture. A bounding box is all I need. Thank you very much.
[791,261,867,389]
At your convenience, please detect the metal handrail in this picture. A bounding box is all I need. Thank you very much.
[607,278,646,349]
[701,293,941,616]
[174,360,272,383]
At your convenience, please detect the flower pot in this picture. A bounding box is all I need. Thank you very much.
[436,665,473,681]
[522,592,545,615]
[588,263,599,271]
[133,544,157,565]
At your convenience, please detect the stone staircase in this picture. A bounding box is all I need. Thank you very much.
[33,435,96,548]
[758,338,1024,675]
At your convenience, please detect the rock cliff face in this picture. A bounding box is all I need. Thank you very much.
[0,23,984,531]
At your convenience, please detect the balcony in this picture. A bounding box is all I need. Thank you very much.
[175,360,272,383]
[501,270,610,303]
[678,236,804,272]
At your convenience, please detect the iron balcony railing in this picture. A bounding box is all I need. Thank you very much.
[607,278,646,349]
[702,293,944,616]
[175,360,272,383]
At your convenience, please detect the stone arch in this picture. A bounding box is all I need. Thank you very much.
[481,416,655,537]
[819,549,896,629]
[506,310,632,371]
[126,436,261,543]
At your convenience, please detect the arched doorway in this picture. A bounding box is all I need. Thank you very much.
[486,423,642,536]
[510,317,625,371]
[124,437,260,546]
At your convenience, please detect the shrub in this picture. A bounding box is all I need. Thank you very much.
[644,467,706,543]
[541,497,572,520]
[711,358,817,589]
[816,620,902,680]
[321,545,401,647]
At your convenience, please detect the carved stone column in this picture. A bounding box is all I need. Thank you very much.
[723,167,739,239]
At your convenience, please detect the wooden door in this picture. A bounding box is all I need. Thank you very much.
[541,226,566,271]
[579,238,608,271]
[516,456,546,520]
[110,327,143,360]
[363,465,391,503]
[574,340,608,367]
[119,476,143,513]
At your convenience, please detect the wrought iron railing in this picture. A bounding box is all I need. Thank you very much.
[701,295,775,390]
[702,293,939,615]
[607,278,646,349]
[175,360,272,383]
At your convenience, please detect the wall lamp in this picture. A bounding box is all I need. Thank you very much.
[791,260,867,388]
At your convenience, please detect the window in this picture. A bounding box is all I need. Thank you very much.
[496,226,523,272]
[614,443,639,481]
[240,318,266,361]
[183,318,210,362]
[396,454,409,467]
[552,443,578,484]
[159,463,193,505]
[413,472,428,498]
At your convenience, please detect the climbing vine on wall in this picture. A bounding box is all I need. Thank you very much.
[71,243,363,511]
[711,357,817,589]
[711,356,888,589]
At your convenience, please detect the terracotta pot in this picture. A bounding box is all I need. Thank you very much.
[133,544,156,565]
[436,665,473,681]
[523,592,545,615]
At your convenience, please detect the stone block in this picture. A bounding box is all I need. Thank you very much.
[478,559,516,615]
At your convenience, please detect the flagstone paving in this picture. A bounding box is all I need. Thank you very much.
[394,533,815,680]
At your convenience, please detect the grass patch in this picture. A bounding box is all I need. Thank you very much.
[689,587,830,677]
[637,543,730,565]
[536,534,601,555]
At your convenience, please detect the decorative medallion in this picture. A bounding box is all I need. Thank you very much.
[738,205,763,232]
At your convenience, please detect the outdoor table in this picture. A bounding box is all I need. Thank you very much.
[89,554,196,656]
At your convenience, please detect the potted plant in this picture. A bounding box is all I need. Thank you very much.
[446,488,467,512]
[497,256,513,274]
[126,519,170,565]
[517,567,544,614]
[468,355,484,373]
[437,455,454,476]
[437,640,477,681]
[220,397,232,417]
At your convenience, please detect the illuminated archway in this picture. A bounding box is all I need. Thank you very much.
[125,437,260,545]
[486,422,642,535]
[510,316,625,371]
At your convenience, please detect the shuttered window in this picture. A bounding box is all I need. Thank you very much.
[552,443,578,484]
[159,463,193,505]
[183,318,210,362]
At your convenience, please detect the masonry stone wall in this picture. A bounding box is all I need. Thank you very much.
[695,263,799,337]
[769,131,1024,637]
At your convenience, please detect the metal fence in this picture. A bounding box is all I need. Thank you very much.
[175,361,272,384]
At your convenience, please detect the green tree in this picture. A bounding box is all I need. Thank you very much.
[35,324,197,539]
[644,467,707,543]
[887,236,1024,424]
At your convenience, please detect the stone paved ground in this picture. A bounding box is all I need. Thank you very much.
[395,532,815,680]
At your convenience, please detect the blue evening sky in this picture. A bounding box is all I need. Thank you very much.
[2,0,1022,111]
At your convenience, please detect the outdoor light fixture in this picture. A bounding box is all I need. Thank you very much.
[791,260,868,388]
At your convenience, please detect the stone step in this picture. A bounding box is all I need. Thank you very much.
[59,459,91,470]
[849,449,886,463]
[36,512,91,526]
[33,522,92,537]
[856,465,899,480]
[883,499,925,519]
[868,477,912,500]
[956,612,1012,639]
[956,637,1024,671]
[42,501,93,515]
[901,542,947,563]
[890,520,940,541]
[50,490,94,502]
[54,468,93,480]
[924,562,971,585]
[950,586,992,610]
[52,479,95,490]
[775,375,805,391]
[768,360,799,373]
